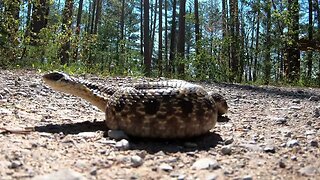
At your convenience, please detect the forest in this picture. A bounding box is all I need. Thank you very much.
[0,0,319,86]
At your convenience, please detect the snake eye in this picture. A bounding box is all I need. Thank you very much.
[43,72,68,81]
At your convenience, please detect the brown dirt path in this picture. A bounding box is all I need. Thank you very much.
[0,70,319,179]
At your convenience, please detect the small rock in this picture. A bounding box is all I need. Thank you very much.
[30,83,38,88]
[191,158,220,170]
[205,173,218,180]
[278,160,286,168]
[98,139,116,145]
[299,166,318,176]
[273,117,287,125]
[310,140,318,147]
[291,156,297,161]
[108,130,129,140]
[115,139,130,150]
[283,130,292,138]
[221,145,232,155]
[74,160,87,169]
[224,137,234,145]
[8,160,23,169]
[304,130,316,136]
[131,155,143,167]
[90,167,98,176]
[32,169,86,180]
[289,106,302,110]
[292,99,300,104]
[0,108,12,115]
[159,163,173,172]
[287,139,299,147]
[314,107,320,118]
[309,96,320,101]
[263,145,276,153]
[177,174,186,180]
[77,132,97,139]
[242,175,253,180]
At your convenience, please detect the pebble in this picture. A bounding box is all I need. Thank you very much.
[286,139,299,147]
[177,174,186,180]
[292,99,300,104]
[8,160,23,169]
[304,130,316,136]
[263,145,276,153]
[30,83,38,88]
[205,173,218,180]
[191,158,220,170]
[221,145,232,155]
[314,107,320,118]
[309,96,320,101]
[291,156,297,161]
[273,117,287,125]
[159,163,173,172]
[32,169,86,180]
[74,160,87,169]
[77,132,97,139]
[224,137,234,145]
[0,108,12,115]
[309,140,318,147]
[289,106,302,110]
[115,139,130,150]
[90,167,98,176]
[299,166,318,176]
[131,155,143,167]
[242,175,253,180]
[108,130,129,140]
[278,160,286,168]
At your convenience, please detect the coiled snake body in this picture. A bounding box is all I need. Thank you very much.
[43,72,228,138]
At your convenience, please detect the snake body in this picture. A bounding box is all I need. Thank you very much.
[43,72,228,138]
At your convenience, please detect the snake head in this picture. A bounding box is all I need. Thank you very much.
[42,72,74,92]
[208,91,228,115]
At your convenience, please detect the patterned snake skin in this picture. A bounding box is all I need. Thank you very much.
[42,72,228,138]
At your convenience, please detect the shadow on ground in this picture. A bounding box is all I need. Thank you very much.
[34,120,223,153]
[34,121,108,134]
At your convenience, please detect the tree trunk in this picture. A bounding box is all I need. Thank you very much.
[264,0,272,84]
[194,0,200,55]
[144,0,151,75]
[150,0,158,57]
[164,0,168,73]
[229,0,240,82]
[158,0,163,76]
[306,0,313,80]
[30,0,49,45]
[73,0,83,61]
[253,0,260,82]
[177,0,186,76]
[93,0,101,34]
[90,0,96,34]
[59,0,74,65]
[86,0,92,33]
[169,0,177,75]
[315,0,320,85]
[140,0,144,56]
[119,0,125,73]
[285,0,300,82]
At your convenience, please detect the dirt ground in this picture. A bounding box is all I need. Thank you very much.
[0,70,319,180]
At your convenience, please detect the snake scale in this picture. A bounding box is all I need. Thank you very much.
[43,72,228,138]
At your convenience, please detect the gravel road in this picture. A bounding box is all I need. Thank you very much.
[0,70,319,180]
